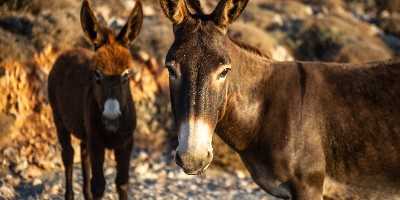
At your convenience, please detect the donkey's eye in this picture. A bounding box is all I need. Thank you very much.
[167,67,177,78]
[121,74,129,83]
[94,70,103,84]
[121,69,132,83]
[166,62,178,79]
[218,68,231,80]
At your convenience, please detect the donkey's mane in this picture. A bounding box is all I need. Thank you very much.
[229,36,272,60]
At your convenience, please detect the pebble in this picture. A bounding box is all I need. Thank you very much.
[24,166,43,179]
[15,159,28,173]
[105,167,114,176]
[32,178,42,186]
[49,185,60,195]
[236,170,246,179]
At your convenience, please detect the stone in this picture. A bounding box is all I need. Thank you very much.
[15,159,28,173]
[32,178,42,186]
[23,166,42,179]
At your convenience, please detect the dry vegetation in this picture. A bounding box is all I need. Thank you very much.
[1,0,400,199]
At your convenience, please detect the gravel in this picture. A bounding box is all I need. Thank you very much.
[2,152,277,200]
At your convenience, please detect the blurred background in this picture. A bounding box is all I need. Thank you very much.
[0,0,400,199]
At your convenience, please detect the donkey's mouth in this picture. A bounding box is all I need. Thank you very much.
[102,118,120,132]
[181,161,212,175]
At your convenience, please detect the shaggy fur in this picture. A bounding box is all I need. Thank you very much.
[48,1,143,200]
[161,0,400,199]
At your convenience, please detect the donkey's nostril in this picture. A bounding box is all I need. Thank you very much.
[207,151,213,159]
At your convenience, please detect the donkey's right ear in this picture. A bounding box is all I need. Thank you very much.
[81,0,104,47]
[160,0,190,24]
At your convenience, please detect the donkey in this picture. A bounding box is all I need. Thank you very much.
[48,1,143,199]
[160,0,400,199]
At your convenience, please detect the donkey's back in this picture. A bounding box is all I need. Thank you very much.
[284,60,400,187]
[48,48,93,139]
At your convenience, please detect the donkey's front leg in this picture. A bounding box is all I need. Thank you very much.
[90,142,106,200]
[114,139,133,200]
[81,142,93,200]
[290,171,325,200]
[55,123,74,200]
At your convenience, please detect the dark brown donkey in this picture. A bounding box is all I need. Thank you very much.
[48,1,143,199]
[160,0,400,199]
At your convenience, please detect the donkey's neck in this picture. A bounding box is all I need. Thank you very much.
[215,39,273,151]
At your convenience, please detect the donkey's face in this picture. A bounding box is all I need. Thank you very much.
[161,0,249,174]
[81,0,143,132]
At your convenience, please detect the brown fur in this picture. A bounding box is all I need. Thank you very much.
[161,0,400,199]
[92,43,135,75]
[229,36,272,59]
[48,1,143,200]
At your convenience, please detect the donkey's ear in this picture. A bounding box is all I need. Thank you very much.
[186,0,204,16]
[117,0,144,45]
[160,0,190,24]
[212,0,249,28]
[81,0,104,46]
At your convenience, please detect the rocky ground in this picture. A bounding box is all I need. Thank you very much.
[1,151,272,200]
[2,0,400,199]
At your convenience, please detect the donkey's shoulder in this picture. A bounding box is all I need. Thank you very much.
[50,48,93,78]
[54,48,94,68]
[49,48,94,90]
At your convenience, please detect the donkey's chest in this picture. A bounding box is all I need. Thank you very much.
[102,131,134,149]
[240,152,293,199]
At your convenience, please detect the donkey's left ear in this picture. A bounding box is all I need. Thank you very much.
[81,0,105,47]
[212,0,249,29]
[117,0,144,45]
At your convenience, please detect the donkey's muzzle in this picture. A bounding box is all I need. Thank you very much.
[175,150,213,175]
[101,98,122,132]
[102,99,121,120]
[102,117,120,133]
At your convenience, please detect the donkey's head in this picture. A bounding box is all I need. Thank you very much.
[81,0,143,132]
[161,0,249,174]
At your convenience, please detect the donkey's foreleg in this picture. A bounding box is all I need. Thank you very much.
[90,142,106,200]
[81,142,93,200]
[290,171,325,200]
[56,125,74,200]
[114,139,133,200]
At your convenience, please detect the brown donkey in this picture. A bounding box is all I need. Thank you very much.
[48,1,143,199]
[160,0,400,199]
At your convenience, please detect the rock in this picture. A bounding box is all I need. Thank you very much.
[32,178,42,186]
[38,160,55,170]
[0,183,16,200]
[134,163,149,175]
[0,113,16,145]
[105,167,114,176]
[15,159,28,173]
[49,184,61,195]
[236,170,247,179]
[0,16,33,37]
[2,147,17,162]
[23,166,42,179]
[295,14,393,62]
